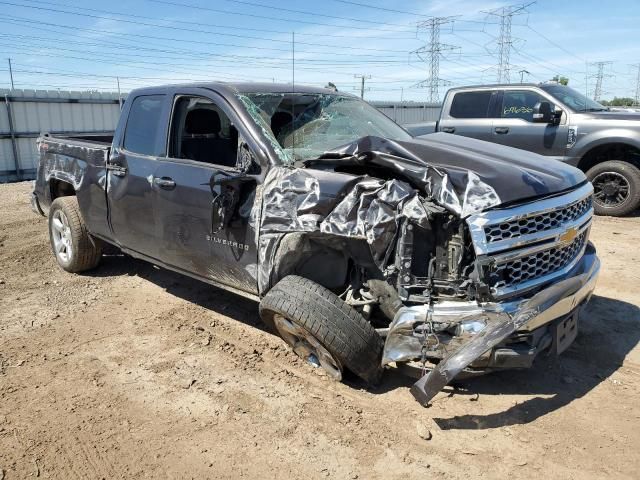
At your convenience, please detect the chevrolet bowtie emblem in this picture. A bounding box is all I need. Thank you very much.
[558,226,578,245]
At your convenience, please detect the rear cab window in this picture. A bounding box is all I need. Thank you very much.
[123,95,165,156]
[449,91,493,118]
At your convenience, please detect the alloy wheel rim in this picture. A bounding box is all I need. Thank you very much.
[51,210,73,263]
[592,171,630,208]
[273,314,342,381]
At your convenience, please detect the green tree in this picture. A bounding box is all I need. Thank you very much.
[551,75,569,85]
[601,97,635,106]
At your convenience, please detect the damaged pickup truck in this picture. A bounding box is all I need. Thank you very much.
[31,83,600,405]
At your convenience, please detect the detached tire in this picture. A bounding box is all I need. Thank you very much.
[586,160,640,216]
[48,196,102,272]
[260,276,383,384]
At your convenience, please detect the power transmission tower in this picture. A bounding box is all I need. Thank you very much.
[410,16,458,103]
[483,3,532,83]
[354,74,371,99]
[632,63,640,106]
[590,61,613,101]
[518,69,530,83]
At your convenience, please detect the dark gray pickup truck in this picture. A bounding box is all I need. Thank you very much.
[406,83,640,216]
[31,82,600,405]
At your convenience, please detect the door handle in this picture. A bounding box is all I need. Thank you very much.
[494,127,510,134]
[442,126,456,133]
[153,177,176,189]
[106,163,127,177]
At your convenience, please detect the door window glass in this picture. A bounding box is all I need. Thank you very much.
[501,90,546,121]
[449,91,492,118]
[168,96,239,168]
[123,95,165,155]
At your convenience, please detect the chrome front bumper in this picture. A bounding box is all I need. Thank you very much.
[382,243,600,406]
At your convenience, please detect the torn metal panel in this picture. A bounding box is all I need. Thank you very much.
[257,166,434,293]
[309,135,502,218]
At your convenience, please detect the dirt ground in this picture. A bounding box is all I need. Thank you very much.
[0,181,638,479]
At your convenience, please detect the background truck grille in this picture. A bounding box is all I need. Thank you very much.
[485,196,592,243]
[492,230,588,289]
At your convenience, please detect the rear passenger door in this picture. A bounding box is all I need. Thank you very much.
[108,93,166,259]
[491,89,568,157]
[439,90,498,142]
[151,91,260,294]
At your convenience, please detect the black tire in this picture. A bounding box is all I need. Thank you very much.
[48,196,103,272]
[259,276,384,384]
[586,160,640,216]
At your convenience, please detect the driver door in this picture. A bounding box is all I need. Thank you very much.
[491,89,569,157]
[152,92,260,294]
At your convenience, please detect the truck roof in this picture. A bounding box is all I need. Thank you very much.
[446,82,557,91]
[127,82,344,97]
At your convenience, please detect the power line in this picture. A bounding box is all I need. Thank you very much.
[326,0,431,18]
[155,0,417,29]
[0,1,413,52]
[411,17,459,102]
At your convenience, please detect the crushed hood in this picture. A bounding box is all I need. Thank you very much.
[313,133,586,209]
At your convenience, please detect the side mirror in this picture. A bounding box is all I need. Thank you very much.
[532,101,553,123]
[208,170,256,234]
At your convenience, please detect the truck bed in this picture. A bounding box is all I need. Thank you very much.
[40,132,114,149]
[38,132,113,166]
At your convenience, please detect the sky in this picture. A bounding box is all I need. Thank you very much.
[0,0,639,102]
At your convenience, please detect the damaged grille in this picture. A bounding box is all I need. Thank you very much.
[485,196,592,243]
[466,183,594,298]
[492,230,588,289]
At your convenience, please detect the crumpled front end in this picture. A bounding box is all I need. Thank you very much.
[381,182,600,405]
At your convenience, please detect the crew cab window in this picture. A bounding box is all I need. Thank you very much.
[449,91,492,118]
[168,96,238,168]
[501,90,545,121]
[123,95,165,156]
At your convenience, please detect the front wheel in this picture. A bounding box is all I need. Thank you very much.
[259,276,383,384]
[586,160,640,216]
[48,196,103,272]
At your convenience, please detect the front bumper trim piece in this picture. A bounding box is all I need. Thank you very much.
[382,243,600,406]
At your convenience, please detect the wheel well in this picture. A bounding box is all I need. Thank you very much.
[578,143,640,172]
[50,179,76,200]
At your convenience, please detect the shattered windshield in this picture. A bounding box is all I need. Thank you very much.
[237,92,412,164]
[540,84,608,112]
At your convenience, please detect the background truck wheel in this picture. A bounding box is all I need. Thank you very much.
[259,276,384,384]
[48,196,102,272]
[586,161,640,216]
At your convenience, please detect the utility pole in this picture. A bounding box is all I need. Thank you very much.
[632,63,640,106]
[590,61,613,101]
[518,69,530,83]
[354,74,370,99]
[484,3,533,83]
[411,16,458,103]
[8,58,14,90]
[116,77,122,109]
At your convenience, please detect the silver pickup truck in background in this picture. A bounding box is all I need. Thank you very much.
[405,83,640,216]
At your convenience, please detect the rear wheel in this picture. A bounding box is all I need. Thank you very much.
[259,276,383,384]
[48,196,103,272]
[586,160,640,216]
